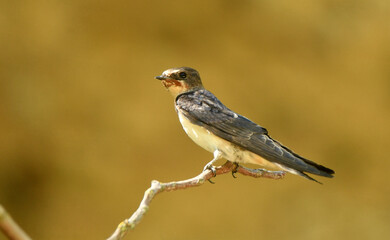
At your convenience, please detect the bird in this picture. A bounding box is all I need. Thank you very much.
[155,67,334,183]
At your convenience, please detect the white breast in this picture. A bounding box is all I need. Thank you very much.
[178,112,219,153]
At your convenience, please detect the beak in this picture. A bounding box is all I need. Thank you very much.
[155,75,167,80]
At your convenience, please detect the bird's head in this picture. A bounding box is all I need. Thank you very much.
[155,67,204,97]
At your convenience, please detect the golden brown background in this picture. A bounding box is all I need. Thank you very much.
[1,0,389,239]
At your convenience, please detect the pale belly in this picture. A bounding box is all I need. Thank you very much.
[178,112,281,170]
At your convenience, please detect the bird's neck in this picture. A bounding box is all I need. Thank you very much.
[168,85,204,98]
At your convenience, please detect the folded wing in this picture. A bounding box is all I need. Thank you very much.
[176,90,334,182]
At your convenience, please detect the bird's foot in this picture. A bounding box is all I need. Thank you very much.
[203,162,217,184]
[203,150,223,184]
[231,162,240,178]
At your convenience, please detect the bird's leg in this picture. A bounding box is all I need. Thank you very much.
[203,150,223,184]
[231,162,240,178]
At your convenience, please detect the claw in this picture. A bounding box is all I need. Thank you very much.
[208,179,216,184]
[203,163,217,183]
[231,162,239,178]
[202,150,223,184]
[210,166,217,177]
[202,163,214,173]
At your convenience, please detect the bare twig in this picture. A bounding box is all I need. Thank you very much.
[0,205,32,240]
[107,161,285,240]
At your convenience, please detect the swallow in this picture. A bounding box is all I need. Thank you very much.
[156,67,334,183]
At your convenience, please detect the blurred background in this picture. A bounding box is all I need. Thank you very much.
[0,0,389,239]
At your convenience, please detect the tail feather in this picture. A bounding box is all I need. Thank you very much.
[274,163,328,184]
[298,171,324,184]
[300,158,335,178]
[270,136,335,179]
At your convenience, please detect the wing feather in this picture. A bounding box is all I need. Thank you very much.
[176,90,334,179]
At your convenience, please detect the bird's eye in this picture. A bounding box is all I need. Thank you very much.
[179,72,187,79]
